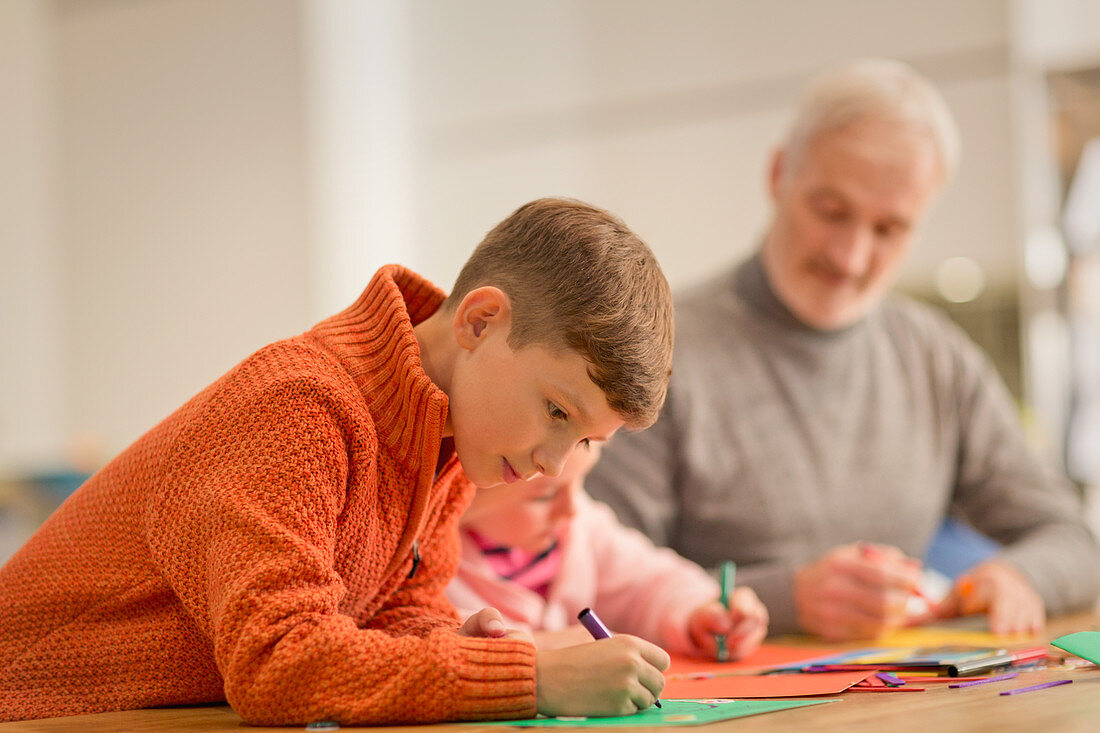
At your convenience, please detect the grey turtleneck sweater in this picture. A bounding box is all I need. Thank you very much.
[587,254,1099,634]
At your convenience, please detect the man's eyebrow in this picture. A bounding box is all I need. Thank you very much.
[807,186,847,203]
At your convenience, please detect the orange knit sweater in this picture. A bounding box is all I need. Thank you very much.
[0,266,537,725]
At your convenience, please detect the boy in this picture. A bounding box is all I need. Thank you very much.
[0,198,674,725]
[449,445,769,659]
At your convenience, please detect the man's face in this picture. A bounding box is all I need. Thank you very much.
[447,326,623,491]
[460,443,602,553]
[763,119,943,330]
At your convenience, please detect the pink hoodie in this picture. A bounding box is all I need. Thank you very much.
[447,491,720,655]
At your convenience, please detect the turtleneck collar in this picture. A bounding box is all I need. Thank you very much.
[733,250,867,342]
[308,265,450,470]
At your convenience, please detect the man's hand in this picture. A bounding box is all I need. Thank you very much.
[686,587,769,660]
[934,560,1045,636]
[793,542,922,640]
[535,635,669,718]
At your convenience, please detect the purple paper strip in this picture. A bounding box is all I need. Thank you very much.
[999,679,1073,696]
[949,672,1018,688]
[876,672,906,686]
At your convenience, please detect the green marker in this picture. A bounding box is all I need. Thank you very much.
[716,561,736,662]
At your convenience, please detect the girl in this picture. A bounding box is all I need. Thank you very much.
[449,445,768,659]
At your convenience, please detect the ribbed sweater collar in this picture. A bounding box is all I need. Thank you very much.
[309,265,449,470]
[733,251,865,344]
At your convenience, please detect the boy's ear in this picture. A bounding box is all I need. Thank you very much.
[452,286,512,351]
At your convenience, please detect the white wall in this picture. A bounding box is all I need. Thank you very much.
[395,0,1017,293]
[1015,0,1100,69]
[0,1,66,473]
[305,0,1021,304]
[53,0,312,458]
[3,0,1044,470]
[303,0,418,321]
[1009,0,1100,461]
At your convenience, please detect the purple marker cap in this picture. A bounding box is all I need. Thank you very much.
[999,679,1073,696]
[577,608,613,639]
[948,672,1018,688]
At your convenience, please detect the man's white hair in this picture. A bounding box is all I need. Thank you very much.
[782,58,961,183]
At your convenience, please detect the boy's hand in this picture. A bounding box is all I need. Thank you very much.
[533,624,601,651]
[793,542,921,640]
[535,635,669,717]
[459,608,531,642]
[687,587,769,660]
[933,560,1045,636]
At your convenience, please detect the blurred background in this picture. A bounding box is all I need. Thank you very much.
[2,0,1100,564]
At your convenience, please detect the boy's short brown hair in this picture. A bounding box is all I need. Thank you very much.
[446,198,673,429]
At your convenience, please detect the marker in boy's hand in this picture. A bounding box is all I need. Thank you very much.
[578,608,661,708]
[686,587,768,662]
[534,634,669,718]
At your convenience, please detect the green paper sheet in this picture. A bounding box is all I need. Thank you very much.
[472,698,839,727]
[1052,631,1100,665]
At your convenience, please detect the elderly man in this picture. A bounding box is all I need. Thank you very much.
[588,58,1100,641]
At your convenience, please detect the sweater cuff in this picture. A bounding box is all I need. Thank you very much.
[448,634,538,721]
[996,533,1100,615]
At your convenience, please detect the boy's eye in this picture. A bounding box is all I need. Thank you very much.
[548,402,567,421]
[579,438,591,449]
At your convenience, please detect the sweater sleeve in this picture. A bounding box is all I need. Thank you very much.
[581,494,720,655]
[368,476,469,637]
[145,376,535,725]
[942,318,1100,614]
[588,379,806,633]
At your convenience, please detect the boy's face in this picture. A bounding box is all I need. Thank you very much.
[446,288,624,490]
[460,444,602,553]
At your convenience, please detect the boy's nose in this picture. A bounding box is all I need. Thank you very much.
[533,446,569,479]
[534,459,564,479]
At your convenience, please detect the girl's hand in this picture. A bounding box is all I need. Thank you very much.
[687,587,769,660]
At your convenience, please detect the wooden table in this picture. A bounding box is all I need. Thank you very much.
[5,615,1099,733]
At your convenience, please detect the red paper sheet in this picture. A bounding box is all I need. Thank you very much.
[856,674,888,687]
[667,644,834,678]
[663,670,873,699]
